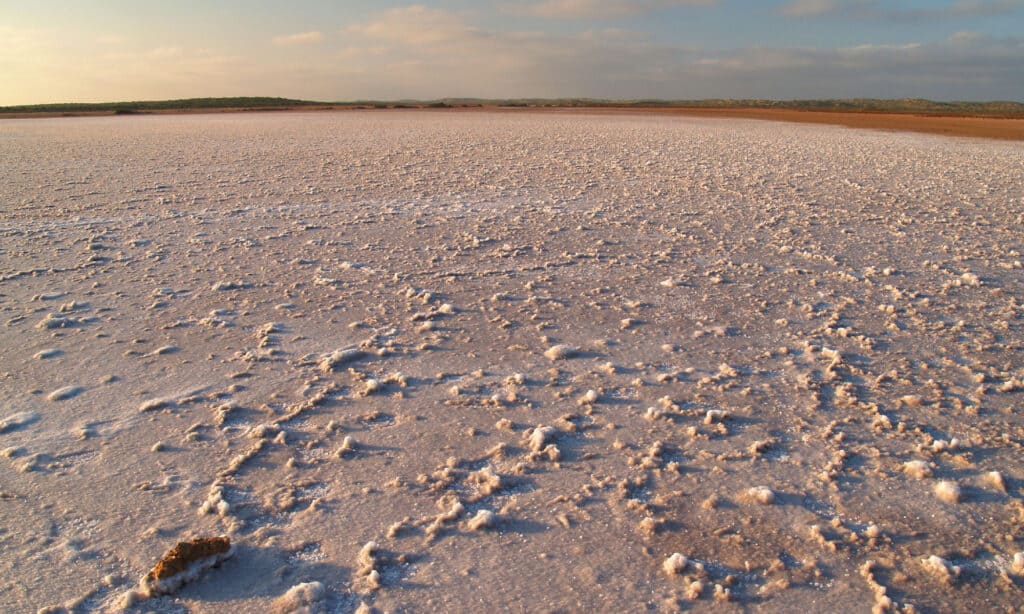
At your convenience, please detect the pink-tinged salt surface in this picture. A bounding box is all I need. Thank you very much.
[1,110,1023,612]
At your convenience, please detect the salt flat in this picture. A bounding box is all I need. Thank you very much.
[1,110,1022,612]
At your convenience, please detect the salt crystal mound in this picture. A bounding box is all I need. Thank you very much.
[0,411,39,433]
[272,581,326,614]
[1,111,1022,613]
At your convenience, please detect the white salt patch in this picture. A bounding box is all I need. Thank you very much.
[903,460,932,479]
[211,280,247,291]
[47,386,84,401]
[899,394,924,408]
[468,465,503,494]
[747,486,776,505]
[35,314,75,329]
[543,344,577,361]
[319,348,365,372]
[934,480,962,504]
[249,423,281,439]
[139,398,172,412]
[985,471,1006,492]
[272,581,325,614]
[366,569,381,590]
[199,484,230,516]
[467,509,496,531]
[357,541,377,567]
[0,411,40,433]
[336,436,357,458]
[387,519,410,538]
[922,555,960,584]
[714,584,731,602]
[704,409,729,424]
[1012,552,1024,574]
[528,425,556,452]
[663,553,688,576]
[820,347,841,361]
[356,540,381,591]
[440,501,465,522]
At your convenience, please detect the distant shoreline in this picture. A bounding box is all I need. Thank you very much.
[2,103,1022,141]
[542,106,1024,141]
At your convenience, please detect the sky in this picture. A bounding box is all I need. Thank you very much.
[2,0,1023,105]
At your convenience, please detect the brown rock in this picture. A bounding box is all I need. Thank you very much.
[147,537,231,582]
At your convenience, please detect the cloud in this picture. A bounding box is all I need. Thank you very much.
[0,25,45,48]
[344,5,483,45]
[336,7,685,97]
[682,32,1024,99]
[779,0,847,17]
[778,0,1024,20]
[3,6,1021,106]
[95,34,124,45]
[512,0,718,19]
[332,7,1024,101]
[272,31,324,46]
[940,0,1024,17]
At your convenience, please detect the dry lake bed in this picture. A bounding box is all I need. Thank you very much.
[1,110,1023,612]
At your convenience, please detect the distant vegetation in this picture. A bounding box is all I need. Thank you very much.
[441,97,1024,116]
[2,96,1022,117]
[0,97,322,115]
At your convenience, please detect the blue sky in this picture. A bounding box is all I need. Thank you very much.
[2,0,1022,104]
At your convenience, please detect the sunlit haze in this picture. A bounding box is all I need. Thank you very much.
[2,0,1023,105]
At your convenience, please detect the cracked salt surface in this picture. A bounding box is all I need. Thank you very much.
[1,110,1023,612]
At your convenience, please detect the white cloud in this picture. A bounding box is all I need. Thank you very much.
[779,0,845,17]
[95,34,124,45]
[331,7,1023,100]
[2,7,1021,106]
[512,0,718,19]
[944,0,1024,17]
[681,32,1024,99]
[344,5,482,45]
[0,25,45,49]
[272,31,324,46]
[778,0,1024,20]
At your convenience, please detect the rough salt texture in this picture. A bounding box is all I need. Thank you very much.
[0,111,1022,612]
